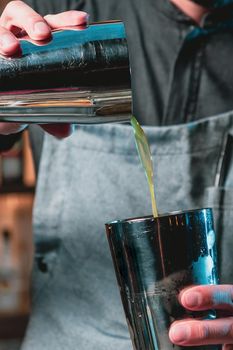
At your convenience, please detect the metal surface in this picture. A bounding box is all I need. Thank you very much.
[0,21,131,124]
[106,208,220,350]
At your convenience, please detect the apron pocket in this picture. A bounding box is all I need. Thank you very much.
[32,235,61,303]
[204,186,233,284]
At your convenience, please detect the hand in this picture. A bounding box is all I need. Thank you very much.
[0,1,88,138]
[169,285,233,349]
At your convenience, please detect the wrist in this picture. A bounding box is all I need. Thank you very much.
[170,0,208,24]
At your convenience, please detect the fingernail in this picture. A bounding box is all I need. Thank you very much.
[183,291,202,308]
[33,21,50,35]
[1,34,17,48]
[169,325,189,343]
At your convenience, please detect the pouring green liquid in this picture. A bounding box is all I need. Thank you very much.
[131,116,159,218]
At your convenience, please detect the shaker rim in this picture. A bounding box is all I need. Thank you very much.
[105,207,213,226]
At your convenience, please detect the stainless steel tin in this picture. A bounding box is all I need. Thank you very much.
[0,21,131,124]
[106,208,220,350]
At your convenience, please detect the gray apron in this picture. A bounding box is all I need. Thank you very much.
[21,112,233,350]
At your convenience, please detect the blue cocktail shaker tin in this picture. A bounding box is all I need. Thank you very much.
[0,21,131,124]
[106,208,220,350]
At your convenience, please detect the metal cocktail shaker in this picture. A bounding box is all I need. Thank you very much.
[0,21,131,124]
[106,208,220,350]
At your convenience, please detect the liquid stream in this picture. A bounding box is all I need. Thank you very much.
[131,116,158,218]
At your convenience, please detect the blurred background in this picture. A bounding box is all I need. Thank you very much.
[0,130,35,350]
[0,2,34,349]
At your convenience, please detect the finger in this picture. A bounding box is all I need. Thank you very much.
[44,11,89,29]
[39,124,75,138]
[169,317,233,346]
[0,25,20,56]
[0,0,51,40]
[179,285,233,311]
[0,122,28,135]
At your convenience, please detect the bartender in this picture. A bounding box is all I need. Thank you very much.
[0,0,233,349]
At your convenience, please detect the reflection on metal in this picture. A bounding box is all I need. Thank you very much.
[0,21,131,124]
[106,209,220,350]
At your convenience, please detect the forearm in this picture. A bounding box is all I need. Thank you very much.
[170,0,208,24]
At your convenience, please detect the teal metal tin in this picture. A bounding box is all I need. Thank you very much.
[106,208,220,350]
[0,21,131,124]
